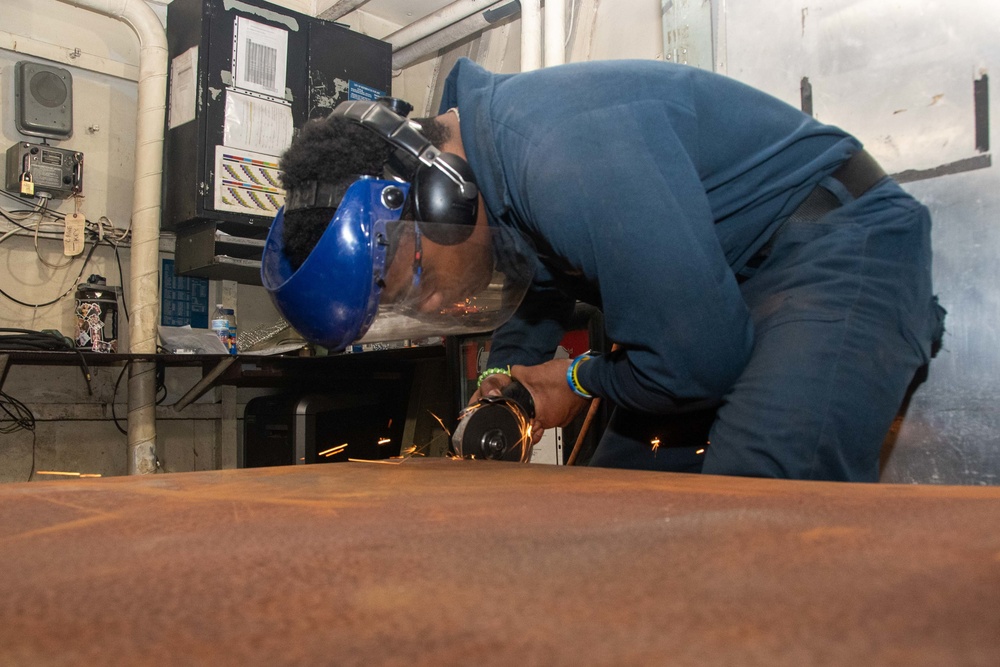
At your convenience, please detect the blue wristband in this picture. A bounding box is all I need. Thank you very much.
[566,355,593,399]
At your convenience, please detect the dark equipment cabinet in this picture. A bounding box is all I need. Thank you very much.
[162,0,392,284]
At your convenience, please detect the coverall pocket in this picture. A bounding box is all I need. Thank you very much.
[740,215,867,330]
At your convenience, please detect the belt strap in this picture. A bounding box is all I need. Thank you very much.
[738,150,887,278]
[830,149,886,199]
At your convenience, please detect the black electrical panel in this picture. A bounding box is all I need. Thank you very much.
[163,0,392,284]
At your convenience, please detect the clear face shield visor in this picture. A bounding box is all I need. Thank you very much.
[262,178,534,351]
[363,218,533,346]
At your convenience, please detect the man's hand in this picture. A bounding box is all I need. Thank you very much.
[468,371,512,405]
[511,359,590,444]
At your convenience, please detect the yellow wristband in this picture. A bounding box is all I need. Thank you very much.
[566,355,593,398]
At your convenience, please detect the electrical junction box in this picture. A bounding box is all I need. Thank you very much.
[5,141,83,199]
[163,0,392,284]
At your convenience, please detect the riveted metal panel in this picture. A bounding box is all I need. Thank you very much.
[722,0,1000,484]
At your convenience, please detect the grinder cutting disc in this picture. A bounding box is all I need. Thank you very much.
[452,380,535,462]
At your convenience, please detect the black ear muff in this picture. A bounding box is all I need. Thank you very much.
[329,100,481,245]
[412,152,479,245]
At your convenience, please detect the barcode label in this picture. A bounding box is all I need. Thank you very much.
[244,39,277,91]
[233,17,288,99]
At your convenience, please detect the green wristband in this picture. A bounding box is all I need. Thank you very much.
[477,367,510,388]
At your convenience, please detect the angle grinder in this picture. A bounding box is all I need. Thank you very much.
[452,380,536,462]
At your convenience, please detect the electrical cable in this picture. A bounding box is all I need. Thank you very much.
[96,214,131,244]
[0,240,103,308]
[111,360,167,435]
[27,430,37,481]
[155,362,167,404]
[0,328,93,395]
[33,201,76,270]
[111,361,129,435]
[0,191,56,220]
[114,244,130,322]
[0,208,44,230]
[1,190,131,245]
[0,389,35,434]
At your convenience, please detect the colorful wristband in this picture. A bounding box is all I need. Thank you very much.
[477,367,510,388]
[566,355,593,399]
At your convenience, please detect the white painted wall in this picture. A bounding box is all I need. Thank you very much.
[1,0,145,339]
[1,0,270,480]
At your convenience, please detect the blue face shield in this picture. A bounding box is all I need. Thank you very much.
[261,178,404,350]
[261,177,533,351]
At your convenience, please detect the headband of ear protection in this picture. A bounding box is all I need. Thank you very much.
[327,98,479,245]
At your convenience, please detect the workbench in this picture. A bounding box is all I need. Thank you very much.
[1,461,997,665]
[0,345,447,409]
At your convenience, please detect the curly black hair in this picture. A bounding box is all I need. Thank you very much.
[279,116,393,268]
[278,114,451,269]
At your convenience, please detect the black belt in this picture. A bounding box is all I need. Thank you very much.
[739,149,887,278]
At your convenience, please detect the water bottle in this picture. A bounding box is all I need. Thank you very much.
[224,307,238,355]
[211,304,234,354]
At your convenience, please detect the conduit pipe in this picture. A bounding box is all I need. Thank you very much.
[59,0,166,475]
[543,0,565,66]
[317,0,373,22]
[520,0,541,71]
[392,1,521,70]
[384,0,506,50]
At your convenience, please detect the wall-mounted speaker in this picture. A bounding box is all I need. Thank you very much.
[14,61,73,140]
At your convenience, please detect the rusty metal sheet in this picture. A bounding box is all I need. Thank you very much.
[1,460,998,666]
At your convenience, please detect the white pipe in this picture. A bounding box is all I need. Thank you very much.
[392,0,521,70]
[59,0,166,475]
[543,0,565,66]
[520,0,541,71]
[384,0,503,50]
[317,0,372,22]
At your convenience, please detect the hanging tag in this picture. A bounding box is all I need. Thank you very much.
[20,173,34,197]
[64,213,86,256]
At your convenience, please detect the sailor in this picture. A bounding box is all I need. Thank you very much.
[264,58,944,481]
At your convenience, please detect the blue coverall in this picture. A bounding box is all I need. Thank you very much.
[440,58,942,481]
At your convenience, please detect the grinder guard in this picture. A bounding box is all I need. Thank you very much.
[452,379,537,462]
[262,178,534,351]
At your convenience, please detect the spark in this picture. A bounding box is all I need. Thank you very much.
[507,401,533,463]
[346,440,433,466]
[400,444,427,457]
[695,448,705,455]
[521,423,533,462]
[36,471,103,478]
[318,443,349,457]
[650,437,661,452]
[377,437,392,446]
[428,410,451,437]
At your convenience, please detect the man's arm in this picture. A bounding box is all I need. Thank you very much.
[518,101,755,415]
[473,264,576,401]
